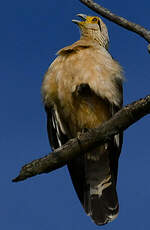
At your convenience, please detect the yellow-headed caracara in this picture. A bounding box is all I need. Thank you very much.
[42,14,123,225]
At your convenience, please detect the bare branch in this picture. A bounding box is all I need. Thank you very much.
[12,95,150,183]
[80,0,150,50]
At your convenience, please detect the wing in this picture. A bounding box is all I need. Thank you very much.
[45,105,69,150]
[110,77,123,184]
[45,104,86,204]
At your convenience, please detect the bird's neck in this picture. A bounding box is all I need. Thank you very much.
[80,30,109,50]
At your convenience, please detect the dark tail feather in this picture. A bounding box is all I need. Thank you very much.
[84,180,119,225]
[83,144,119,225]
[68,143,120,226]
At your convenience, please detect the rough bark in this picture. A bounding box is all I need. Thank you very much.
[12,95,150,183]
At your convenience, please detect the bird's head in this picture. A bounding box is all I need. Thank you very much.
[72,14,109,50]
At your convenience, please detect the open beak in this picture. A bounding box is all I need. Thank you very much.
[72,13,87,24]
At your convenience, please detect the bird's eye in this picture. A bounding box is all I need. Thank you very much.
[91,17,101,31]
[92,17,97,22]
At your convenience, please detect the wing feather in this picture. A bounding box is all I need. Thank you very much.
[45,106,68,150]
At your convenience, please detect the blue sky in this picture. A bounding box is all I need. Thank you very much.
[1,0,150,229]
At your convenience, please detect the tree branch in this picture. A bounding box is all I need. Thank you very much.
[12,95,150,183]
[80,0,150,52]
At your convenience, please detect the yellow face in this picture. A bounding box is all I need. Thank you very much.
[80,16,100,26]
[72,14,101,30]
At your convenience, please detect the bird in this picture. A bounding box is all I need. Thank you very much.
[42,14,124,225]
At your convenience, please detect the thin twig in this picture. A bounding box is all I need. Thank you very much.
[80,0,150,51]
[12,95,150,183]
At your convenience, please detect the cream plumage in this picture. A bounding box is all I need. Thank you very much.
[42,14,123,225]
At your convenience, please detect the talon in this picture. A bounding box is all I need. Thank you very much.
[77,131,82,139]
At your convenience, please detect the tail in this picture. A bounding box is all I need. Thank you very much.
[84,145,119,225]
[68,143,120,226]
